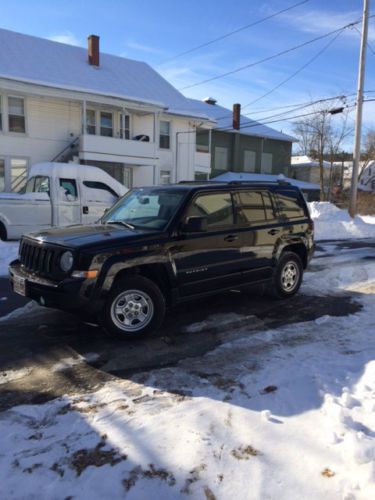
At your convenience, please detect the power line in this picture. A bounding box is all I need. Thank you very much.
[352,25,375,55]
[159,0,309,65]
[240,29,345,111]
[179,16,374,91]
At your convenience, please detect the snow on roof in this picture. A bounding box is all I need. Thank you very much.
[291,155,332,169]
[0,28,204,117]
[213,171,320,190]
[185,99,295,143]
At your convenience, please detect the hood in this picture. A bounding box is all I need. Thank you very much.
[25,223,165,249]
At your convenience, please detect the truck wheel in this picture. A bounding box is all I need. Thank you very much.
[102,275,166,338]
[269,251,303,299]
[0,222,7,241]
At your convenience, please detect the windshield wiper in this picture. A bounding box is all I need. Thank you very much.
[105,220,135,230]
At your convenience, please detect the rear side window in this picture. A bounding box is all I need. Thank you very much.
[234,190,275,224]
[275,189,306,219]
[186,192,234,229]
[83,181,118,198]
[60,178,78,198]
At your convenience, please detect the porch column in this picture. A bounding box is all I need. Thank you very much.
[82,100,87,135]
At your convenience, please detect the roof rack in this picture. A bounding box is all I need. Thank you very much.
[227,180,291,186]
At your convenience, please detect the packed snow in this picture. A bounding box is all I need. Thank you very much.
[0,240,374,498]
[0,240,18,276]
[308,202,375,241]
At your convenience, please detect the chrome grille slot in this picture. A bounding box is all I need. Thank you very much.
[19,239,58,277]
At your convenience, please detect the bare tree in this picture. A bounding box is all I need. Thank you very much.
[293,103,351,200]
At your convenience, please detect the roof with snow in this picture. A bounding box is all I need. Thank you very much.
[213,171,320,190]
[291,155,332,169]
[0,28,207,118]
[185,98,295,143]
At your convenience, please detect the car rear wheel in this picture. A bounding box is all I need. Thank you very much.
[102,275,166,338]
[270,251,303,299]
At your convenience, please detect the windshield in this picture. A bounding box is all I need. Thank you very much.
[101,187,187,230]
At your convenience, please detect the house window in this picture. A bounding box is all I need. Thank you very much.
[194,171,209,181]
[0,96,2,131]
[0,159,5,192]
[122,167,132,189]
[8,96,25,133]
[215,147,228,170]
[196,128,209,153]
[86,110,96,135]
[100,112,113,137]
[160,170,171,185]
[10,158,28,192]
[159,121,170,149]
[261,153,273,174]
[243,150,256,172]
[120,113,130,139]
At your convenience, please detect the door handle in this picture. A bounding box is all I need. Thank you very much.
[224,234,238,242]
[83,206,89,214]
[268,229,280,235]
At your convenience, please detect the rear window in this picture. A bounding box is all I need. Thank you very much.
[275,189,306,219]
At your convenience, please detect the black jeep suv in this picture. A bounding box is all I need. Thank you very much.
[9,181,314,338]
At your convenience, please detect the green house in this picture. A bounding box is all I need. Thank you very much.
[188,98,295,179]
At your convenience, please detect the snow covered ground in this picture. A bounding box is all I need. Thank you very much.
[0,243,374,497]
[0,240,18,277]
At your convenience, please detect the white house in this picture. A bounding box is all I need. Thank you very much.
[290,155,340,185]
[0,29,214,193]
[359,160,375,192]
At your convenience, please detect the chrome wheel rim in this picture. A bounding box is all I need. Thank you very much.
[280,261,299,292]
[110,289,154,333]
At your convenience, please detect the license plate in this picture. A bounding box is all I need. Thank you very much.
[13,275,26,296]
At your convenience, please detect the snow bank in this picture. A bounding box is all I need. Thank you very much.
[0,240,19,276]
[309,202,375,241]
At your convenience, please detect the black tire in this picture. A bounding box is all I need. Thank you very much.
[101,275,166,338]
[269,251,303,299]
[0,222,7,241]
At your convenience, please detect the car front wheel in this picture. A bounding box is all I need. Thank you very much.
[270,251,303,299]
[102,275,166,338]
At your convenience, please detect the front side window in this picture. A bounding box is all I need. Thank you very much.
[0,159,5,192]
[159,121,170,149]
[86,110,96,135]
[186,192,234,229]
[8,97,25,133]
[60,178,78,199]
[25,176,50,194]
[11,158,28,192]
[102,187,186,230]
[100,112,113,137]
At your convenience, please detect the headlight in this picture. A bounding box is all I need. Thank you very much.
[60,251,74,272]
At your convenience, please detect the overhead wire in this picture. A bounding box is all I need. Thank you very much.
[159,0,309,65]
[178,16,375,91]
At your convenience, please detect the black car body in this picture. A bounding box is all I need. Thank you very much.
[9,181,314,337]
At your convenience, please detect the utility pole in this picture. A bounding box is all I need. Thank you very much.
[349,0,370,217]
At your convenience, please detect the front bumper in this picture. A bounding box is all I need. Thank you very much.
[9,261,100,315]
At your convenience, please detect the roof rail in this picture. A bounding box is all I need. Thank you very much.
[227,179,291,186]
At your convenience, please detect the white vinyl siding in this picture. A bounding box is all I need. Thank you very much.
[243,150,256,172]
[215,146,228,170]
[261,152,273,174]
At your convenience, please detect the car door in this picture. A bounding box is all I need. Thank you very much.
[169,190,243,297]
[233,189,280,283]
[55,177,82,226]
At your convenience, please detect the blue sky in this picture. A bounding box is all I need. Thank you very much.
[2,0,375,146]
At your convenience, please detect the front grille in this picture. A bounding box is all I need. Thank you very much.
[19,239,59,277]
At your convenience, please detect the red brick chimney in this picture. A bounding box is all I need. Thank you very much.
[233,103,241,130]
[88,35,100,66]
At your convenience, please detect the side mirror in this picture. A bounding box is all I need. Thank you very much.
[181,216,207,233]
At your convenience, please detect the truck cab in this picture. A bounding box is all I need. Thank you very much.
[0,162,127,240]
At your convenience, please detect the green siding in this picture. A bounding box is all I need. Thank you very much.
[210,131,292,178]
